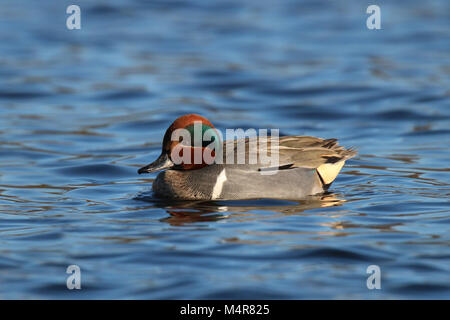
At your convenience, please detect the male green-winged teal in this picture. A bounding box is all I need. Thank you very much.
[138,114,356,200]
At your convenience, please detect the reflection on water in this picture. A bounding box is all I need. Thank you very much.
[0,0,449,299]
[136,193,346,226]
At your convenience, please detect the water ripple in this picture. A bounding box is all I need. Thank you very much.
[0,0,449,299]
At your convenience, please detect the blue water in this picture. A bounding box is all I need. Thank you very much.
[0,0,449,299]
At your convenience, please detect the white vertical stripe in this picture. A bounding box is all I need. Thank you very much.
[211,169,227,200]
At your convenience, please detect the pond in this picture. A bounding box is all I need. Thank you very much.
[0,0,449,299]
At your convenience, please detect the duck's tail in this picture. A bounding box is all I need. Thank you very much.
[316,147,357,186]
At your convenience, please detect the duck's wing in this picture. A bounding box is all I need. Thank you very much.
[277,136,356,167]
[221,135,357,184]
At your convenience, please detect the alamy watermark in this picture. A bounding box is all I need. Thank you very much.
[66,265,81,290]
[168,122,280,174]
[366,5,381,30]
[66,5,381,31]
[66,5,81,30]
[366,265,381,290]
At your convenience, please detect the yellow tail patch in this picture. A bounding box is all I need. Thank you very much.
[317,161,345,185]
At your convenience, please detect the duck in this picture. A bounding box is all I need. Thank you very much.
[138,114,356,200]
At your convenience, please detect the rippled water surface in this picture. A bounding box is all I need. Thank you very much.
[1,0,449,299]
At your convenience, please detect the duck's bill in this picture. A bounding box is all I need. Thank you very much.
[138,153,174,174]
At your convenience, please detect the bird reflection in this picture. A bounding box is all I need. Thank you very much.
[136,192,346,227]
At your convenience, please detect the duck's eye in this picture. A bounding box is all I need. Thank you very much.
[184,123,219,149]
[202,135,215,148]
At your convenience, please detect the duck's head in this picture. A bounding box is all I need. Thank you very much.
[138,114,221,174]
